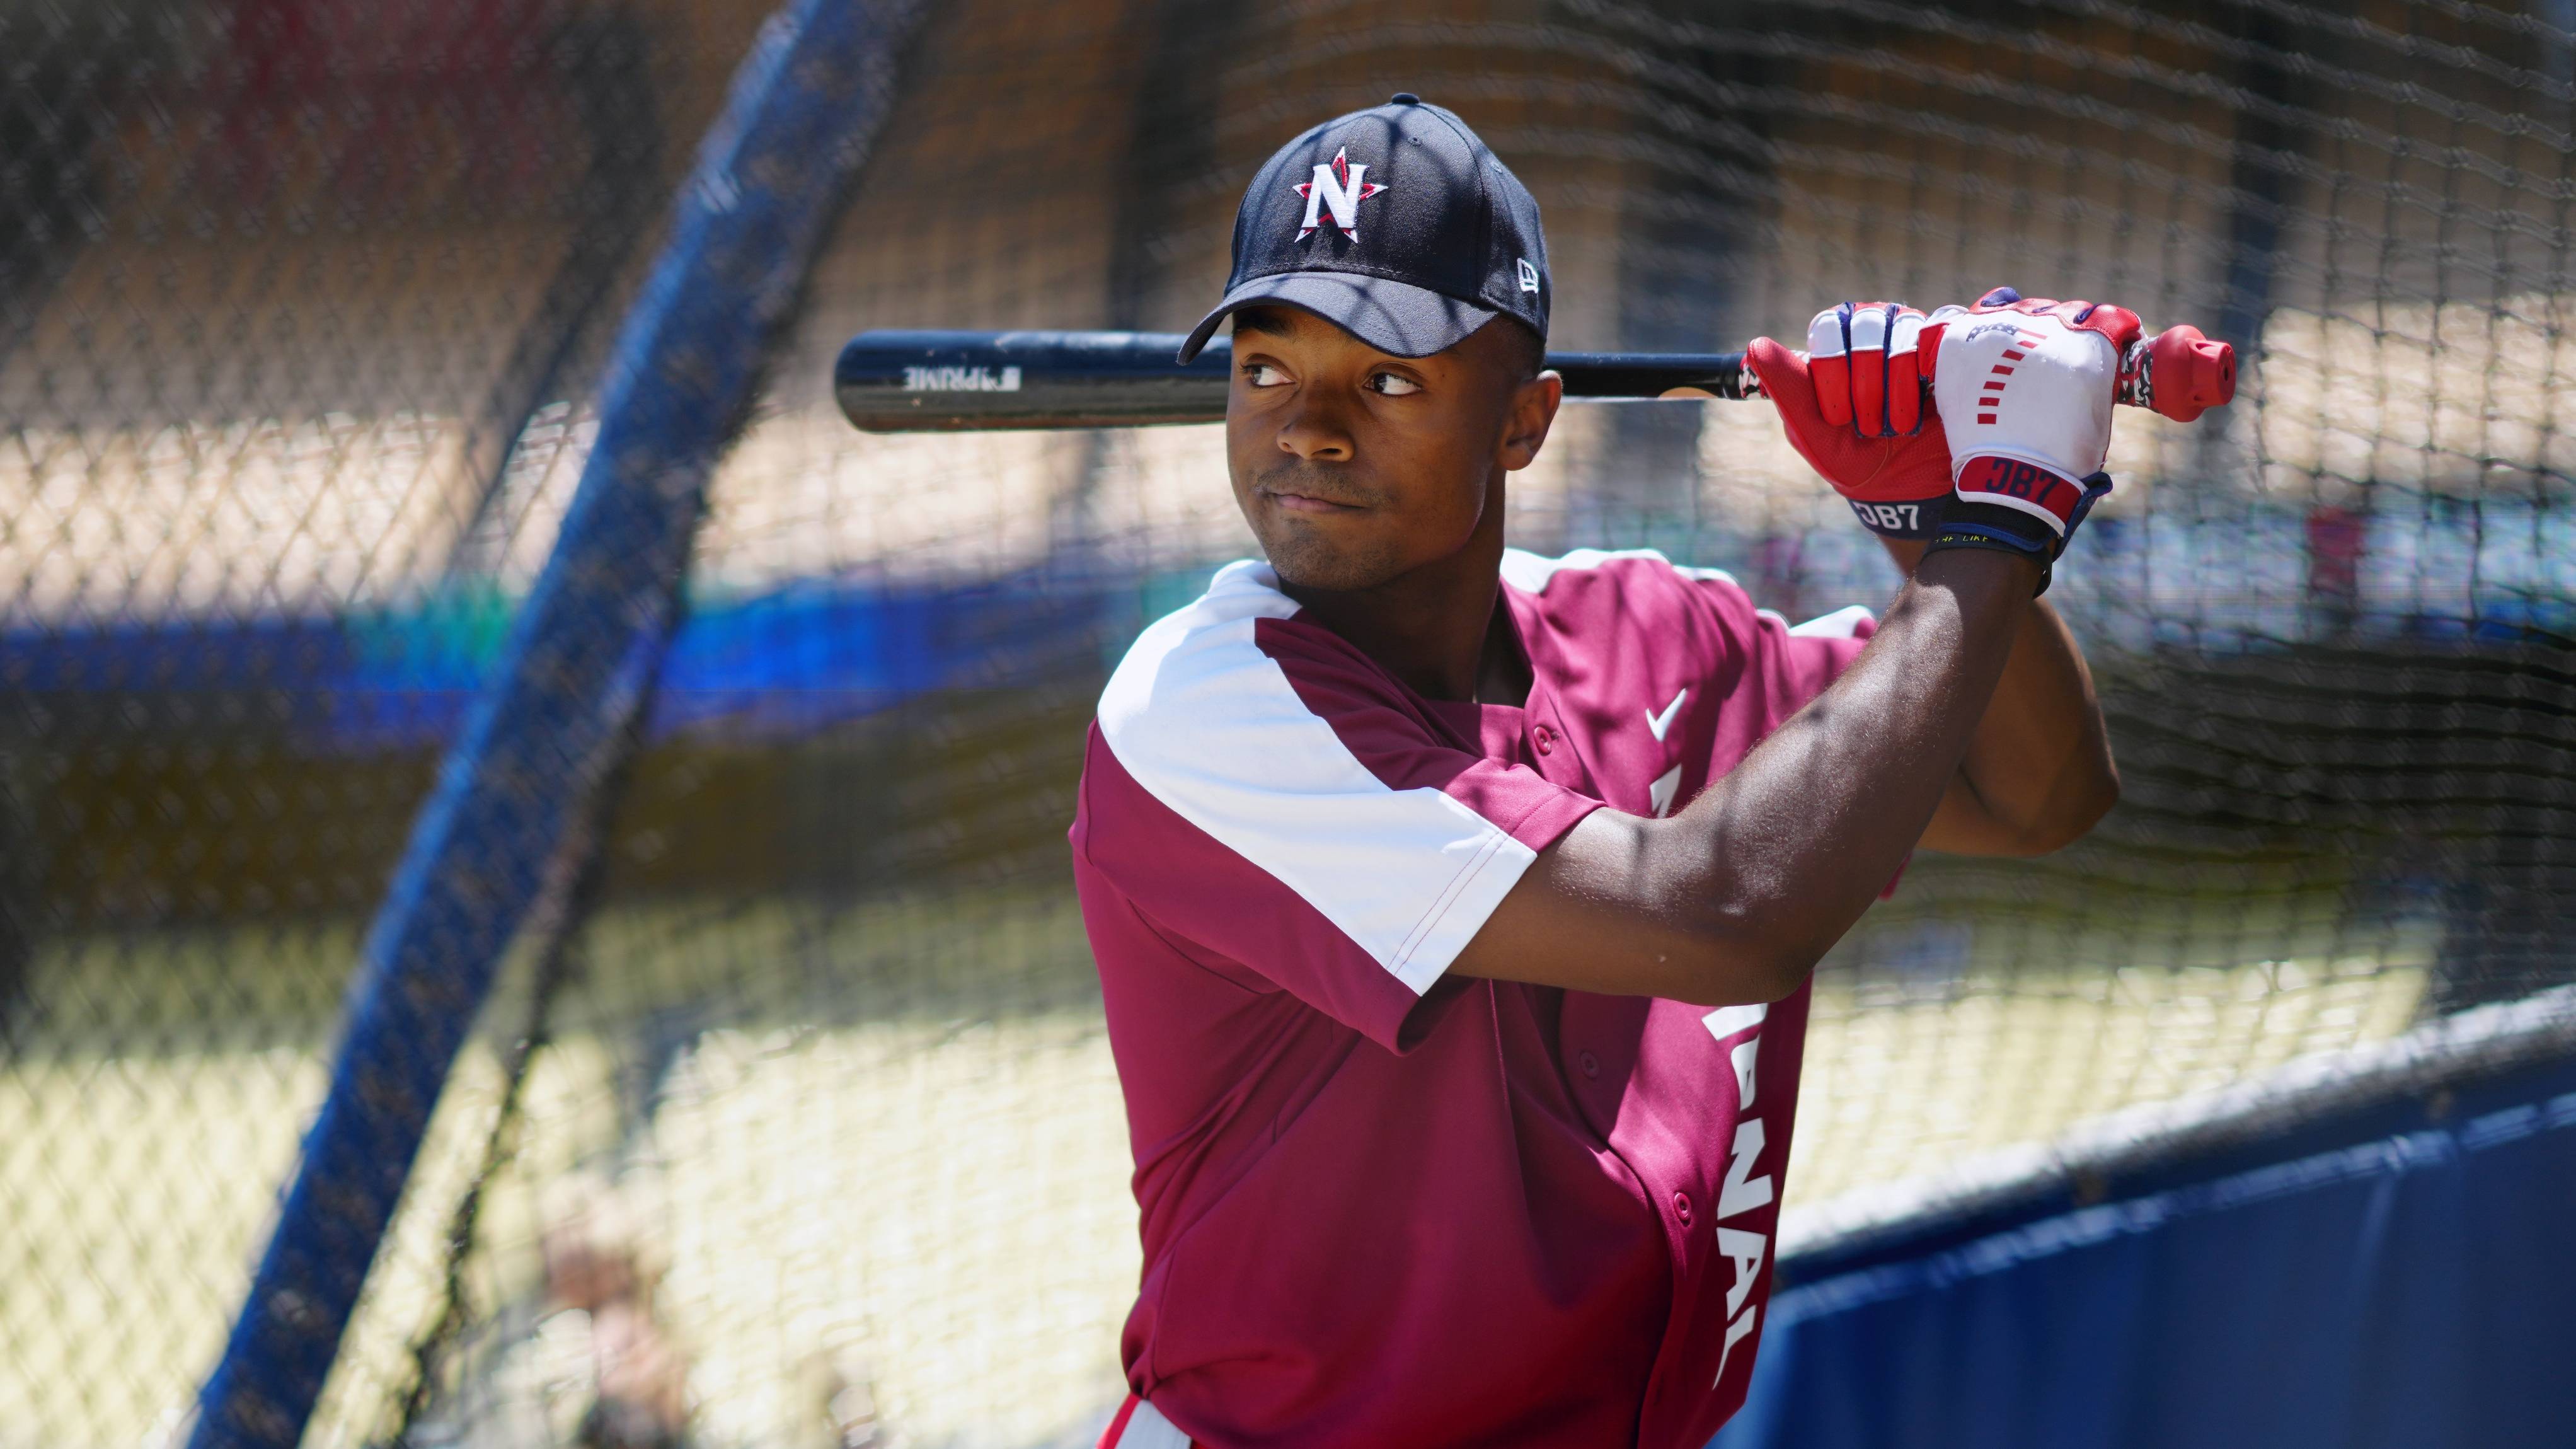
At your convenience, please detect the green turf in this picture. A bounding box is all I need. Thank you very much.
[0,877,2440,1448]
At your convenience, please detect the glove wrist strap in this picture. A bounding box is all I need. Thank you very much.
[1923,501,2057,596]
[1845,495,1948,540]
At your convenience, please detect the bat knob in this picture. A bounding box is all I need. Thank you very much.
[2146,325,2234,422]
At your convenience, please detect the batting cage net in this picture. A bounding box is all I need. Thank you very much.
[3,1,2572,1446]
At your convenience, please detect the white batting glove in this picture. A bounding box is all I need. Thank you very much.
[1920,288,2142,589]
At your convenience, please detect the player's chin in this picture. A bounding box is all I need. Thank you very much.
[1256,521,1407,592]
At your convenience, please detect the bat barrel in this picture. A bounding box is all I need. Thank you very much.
[836,326,2236,432]
[836,329,1232,431]
[834,330,1761,432]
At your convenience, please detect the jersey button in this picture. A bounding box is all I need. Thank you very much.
[1577,1049,1600,1079]
[1672,1191,1693,1225]
[1532,724,1555,754]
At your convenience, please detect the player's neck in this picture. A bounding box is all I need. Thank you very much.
[1280,500,1513,706]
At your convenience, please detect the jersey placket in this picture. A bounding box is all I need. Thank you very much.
[1524,674,1720,1442]
[1526,668,1760,1446]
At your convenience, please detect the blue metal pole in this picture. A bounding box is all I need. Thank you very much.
[188,4,924,1443]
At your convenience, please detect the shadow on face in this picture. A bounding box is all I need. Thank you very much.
[1225,305,1558,592]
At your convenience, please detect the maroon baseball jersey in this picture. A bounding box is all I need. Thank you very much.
[1070,548,1873,1449]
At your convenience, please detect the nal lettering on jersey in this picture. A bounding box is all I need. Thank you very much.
[1295,146,1386,241]
[1649,764,1684,818]
[1704,1003,1774,1390]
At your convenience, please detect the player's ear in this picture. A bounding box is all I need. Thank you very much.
[1499,370,1561,471]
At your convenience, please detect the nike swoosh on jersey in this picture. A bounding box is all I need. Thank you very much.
[1645,687,1689,741]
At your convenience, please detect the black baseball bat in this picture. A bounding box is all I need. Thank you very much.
[833,329,1753,432]
[832,326,2234,432]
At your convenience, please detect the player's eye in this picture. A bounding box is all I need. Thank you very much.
[1365,370,1422,396]
[1243,362,1291,388]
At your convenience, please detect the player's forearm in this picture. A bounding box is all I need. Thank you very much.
[1881,538,2119,853]
[1488,546,2038,1005]
[1948,599,2117,852]
[1659,546,2037,994]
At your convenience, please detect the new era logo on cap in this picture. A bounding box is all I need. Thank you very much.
[1177,94,1551,362]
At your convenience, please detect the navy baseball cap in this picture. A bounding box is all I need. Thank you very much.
[1176,94,1550,364]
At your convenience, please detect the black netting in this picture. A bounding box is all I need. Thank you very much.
[3,3,2571,1446]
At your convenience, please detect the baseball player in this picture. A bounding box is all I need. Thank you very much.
[1076,95,2122,1448]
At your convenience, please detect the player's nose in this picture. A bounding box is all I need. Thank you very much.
[1275,390,1356,462]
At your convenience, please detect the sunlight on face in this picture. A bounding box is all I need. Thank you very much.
[1223,306,1557,592]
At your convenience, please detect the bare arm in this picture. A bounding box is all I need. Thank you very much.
[1452,546,2069,1005]
[1889,538,2120,857]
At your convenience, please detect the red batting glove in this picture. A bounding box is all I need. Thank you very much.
[1744,300,1952,541]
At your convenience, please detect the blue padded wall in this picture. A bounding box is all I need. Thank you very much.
[1715,1053,2576,1449]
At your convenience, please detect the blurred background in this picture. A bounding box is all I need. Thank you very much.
[2,1,2572,1445]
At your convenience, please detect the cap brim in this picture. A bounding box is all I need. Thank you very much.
[1175,271,1500,363]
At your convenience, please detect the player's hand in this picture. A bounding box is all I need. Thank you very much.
[1921,287,2140,575]
[1744,302,1952,541]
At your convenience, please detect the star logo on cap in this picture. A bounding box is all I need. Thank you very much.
[1294,147,1386,241]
